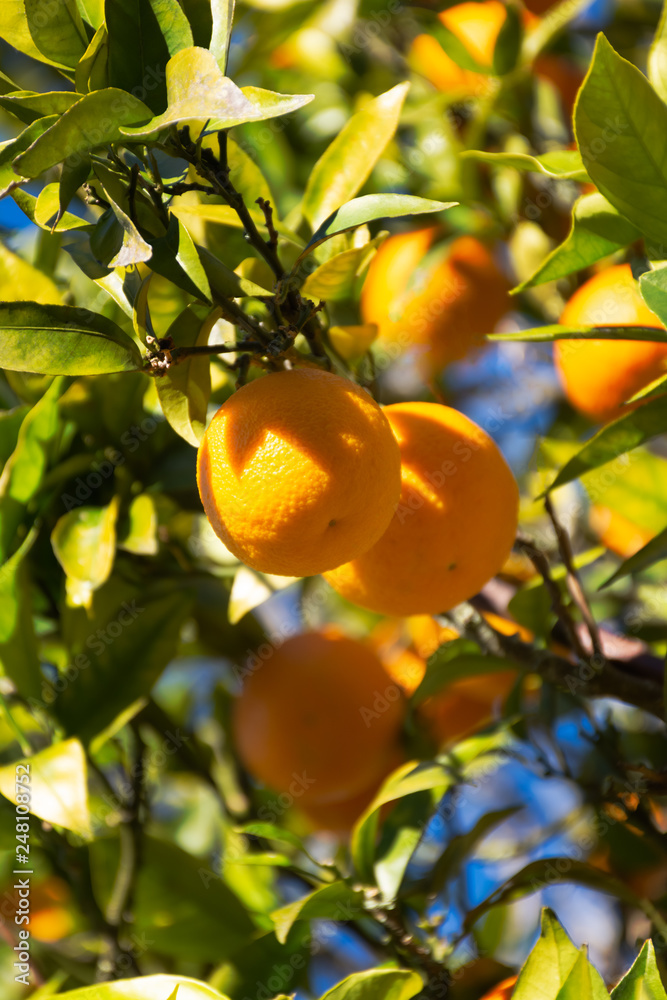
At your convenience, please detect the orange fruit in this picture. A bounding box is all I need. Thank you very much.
[423,669,518,747]
[197,368,401,577]
[553,264,667,423]
[589,504,655,559]
[479,975,518,999]
[361,232,510,374]
[324,403,519,616]
[233,629,405,806]
[439,1,507,68]
[409,34,488,96]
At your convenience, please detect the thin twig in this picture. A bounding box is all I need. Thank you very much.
[516,531,588,660]
[544,495,603,656]
[256,197,279,251]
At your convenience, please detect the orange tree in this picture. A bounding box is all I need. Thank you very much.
[3,0,667,997]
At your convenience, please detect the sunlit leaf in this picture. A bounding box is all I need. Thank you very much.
[228,566,272,624]
[328,324,378,361]
[13,90,152,179]
[51,499,119,607]
[24,0,88,70]
[611,939,667,998]
[302,235,385,301]
[271,882,364,945]
[302,83,410,230]
[0,738,91,838]
[490,324,667,344]
[461,148,588,182]
[0,303,142,375]
[43,974,230,999]
[575,35,667,249]
[210,0,236,72]
[649,1,667,106]
[118,494,159,555]
[513,909,579,999]
[0,528,41,700]
[640,268,667,329]
[155,305,216,446]
[0,244,61,304]
[0,91,80,125]
[120,47,313,138]
[321,969,424,1000]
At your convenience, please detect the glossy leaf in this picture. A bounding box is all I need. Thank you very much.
[211,0,236,72]
[0,91,80,125]
[55,588,192,742]
[575,35,667,249]
[302,83,409,230]
[148,215,213,302]
[555,949,611,1000]
[50,974,229,999]
[0,303,142,375]
[513,909,579,999]
[0,528,41,700]
[302,235,385,301]
[13,90,152,179]
[0,4,74,67]
[0,738,91,838]
[490,324,667,344]
[120,47,313,138]
[271,882,364,945]
[321,970,424,1000]
[515,194,642,291]
[352,761,453,882]
[75,23,109,94]
[546,395,667,493]
[156,306,216,446]
[51,499,119,607]
[462,148,588,182]
[0,116,59,197]
[24,0,88,70]
[611,939,667,998]
[106,0,194,114]
[20,184,90,232]
[296,194,454,265]
[602,525,667,588]
[76,0,105,28]
[640,268,667,329]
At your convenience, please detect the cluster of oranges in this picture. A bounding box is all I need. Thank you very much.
[194,0,667,837]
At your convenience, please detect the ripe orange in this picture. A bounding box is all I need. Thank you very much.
[409,34,489,96]
[197,369,401,577]
[324,403,519,616]
[553,265,667,423]
[233,630,405,807]
[439,1,507,68]
[361,232,510,374]
[589,504,655,559]
[370,614,519,747]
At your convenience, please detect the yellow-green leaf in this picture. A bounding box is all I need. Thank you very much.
[0,738,91,838]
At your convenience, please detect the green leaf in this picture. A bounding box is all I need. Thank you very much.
[352,761,453,882]
[0,3,76,68]
[0,302,142,375]
[75,23,109,94]
[91,836,255,962]
[412,643,517,707]
[546,395,667,493]
[492,3,521,75]
[296,194,454,265]
[118,494,159,555]
[0,528,41,700]
[321,970,424,1000]
[0,91,80,125]
[301,235,385,301]
[0,737,91,838]
[172,202,303,247]
[0,243,61,304]
[13,89,152,179]
[515,194,642,291]
[227,134,273,205]
[601,525,667,588]
[513,909,580,1000]
[555,949,611,1000]
[461,148,589,182]
[58,156,92,228]
[55,588,193,743]
[302,83,409,230]
[91,188,153,268]
[148,216,213,302]
[106,0,194,114]
[464,859,640,937]
[0,377,66,564]
[272,882,365,945]
[611,939,667,998]
[0,116,59,197]
[76,0,105,28]
[490,324,667,344]
[50,974,230,999]
[24,0,88,70]
[120,46,313,138]
[210,0,235,72]
[649,1,667,106]
[640,268,667,329]
[575,35,667,249]
[51,499,119,607]
[15,183,90,232]
[156,305,216,446]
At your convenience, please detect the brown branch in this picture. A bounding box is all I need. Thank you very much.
[544,495,603,656]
